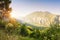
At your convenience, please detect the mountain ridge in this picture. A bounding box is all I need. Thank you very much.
[21,11,60,27]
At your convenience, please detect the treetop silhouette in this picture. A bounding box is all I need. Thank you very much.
[0,0,12,20]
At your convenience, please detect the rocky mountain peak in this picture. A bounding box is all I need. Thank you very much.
[22,11,60,27]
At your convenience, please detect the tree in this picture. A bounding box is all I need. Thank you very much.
[20,24,29,36]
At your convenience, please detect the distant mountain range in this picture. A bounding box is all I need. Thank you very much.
[20,11,60,27]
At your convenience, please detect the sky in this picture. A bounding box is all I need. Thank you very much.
[10,0,60,19]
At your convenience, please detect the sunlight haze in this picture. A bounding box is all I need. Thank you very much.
[10,0,60,19]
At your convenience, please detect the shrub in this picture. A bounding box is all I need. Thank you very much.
[20,24,29,36]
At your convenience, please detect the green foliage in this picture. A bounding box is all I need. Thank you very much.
[20,24,29,36]
[0,19,7,29]
[5,22,21,35]
[30,29,40,38]
[0,19,60,40]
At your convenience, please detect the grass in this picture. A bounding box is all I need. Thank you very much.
[0,19,60,40]
[0,28,35,40]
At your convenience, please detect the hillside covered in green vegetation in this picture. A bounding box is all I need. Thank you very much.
[0,19,60,40]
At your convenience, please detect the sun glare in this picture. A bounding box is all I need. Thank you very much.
[10,12,22,19]
[11,12,16,18]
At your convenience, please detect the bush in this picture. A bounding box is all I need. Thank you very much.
[20,24,29,36]
[0,19,7,28]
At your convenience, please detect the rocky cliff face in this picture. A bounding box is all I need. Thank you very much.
[22,11,60,27]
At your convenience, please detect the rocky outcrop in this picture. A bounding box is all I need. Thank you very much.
[22,11,60,27]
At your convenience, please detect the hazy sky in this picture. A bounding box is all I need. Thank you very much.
[10,0,60,18]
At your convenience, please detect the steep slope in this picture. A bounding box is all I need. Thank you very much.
[22,11,59,27]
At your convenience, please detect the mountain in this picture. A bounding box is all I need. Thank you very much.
[21,11,60,27]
